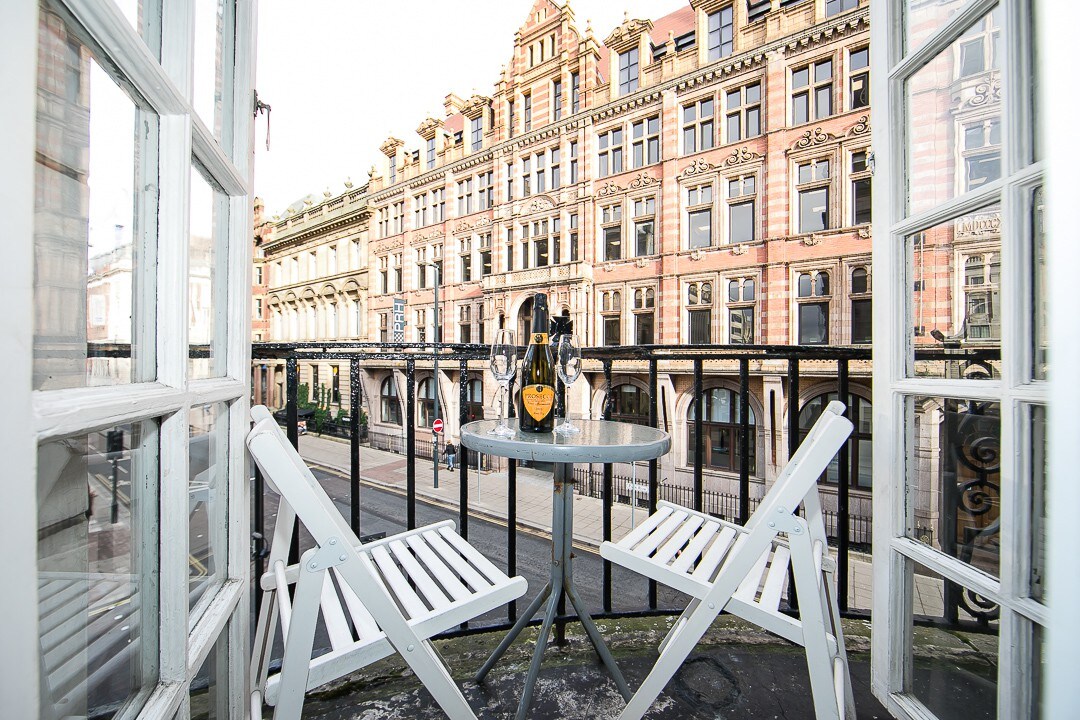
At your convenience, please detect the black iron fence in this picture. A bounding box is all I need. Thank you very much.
[250,341,883,624]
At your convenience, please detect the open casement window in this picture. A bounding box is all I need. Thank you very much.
[6,0,257,718]
[871,1,1048,719]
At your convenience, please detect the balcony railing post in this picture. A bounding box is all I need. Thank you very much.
[406,359,416,531]
[739,357,750,525]
[648,355,659,609]
[286,354,299,564]
[350,356,361,535]
[602,359,614,615]
[837,358,850,612]
[693,358,704,513]
[458,360,469,540]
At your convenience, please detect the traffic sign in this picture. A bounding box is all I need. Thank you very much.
[432,418,444,434]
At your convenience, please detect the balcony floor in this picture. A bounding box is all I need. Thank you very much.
[274,615,901,719]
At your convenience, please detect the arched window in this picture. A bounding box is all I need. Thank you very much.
[464,379,484,423]
[380,376,401,425]
[687,388,756,473]
[609,384,651,426]
[798,391,872,489]
[418,377,436,428]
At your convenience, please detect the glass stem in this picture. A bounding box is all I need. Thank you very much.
[500,381,507,428]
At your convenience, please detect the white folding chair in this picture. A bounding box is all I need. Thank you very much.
[600,401,856,720]
[247,407,527,720]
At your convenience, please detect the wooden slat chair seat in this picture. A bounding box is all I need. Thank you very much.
[600,401,856,720]
[248,408,527,720]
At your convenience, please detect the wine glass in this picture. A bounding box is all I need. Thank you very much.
[489,329,518,437]
[554,333,582,434]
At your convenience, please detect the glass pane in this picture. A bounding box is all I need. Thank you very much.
[34,10,158,390]
[908,397,1001,577]
[905,8,1003,216]
[910,204,1001,379]
[37,420,159,718]
[189,164,229,378]
[114,0,160,52]
[907,559,999,718]
[729,201,754,243]
[798,302,828,344]
[190,613,231,720]
[1032,185,1048,380]
[193,0,228,137]
[189,402,229,622]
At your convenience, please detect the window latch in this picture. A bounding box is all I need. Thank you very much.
[253,90,272,151]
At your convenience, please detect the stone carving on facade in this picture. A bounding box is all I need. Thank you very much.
[722,147,762,167]
[802,234,823,246]
[681,158,719,178]
[627,172,660,190]
[848,115,870,136]
[793,127,836,150]
[604,14,653,49]
[379,137,404,156]
[522,195,556,214]
[689,249,704,261]
[596,181,624,198]
[460,93,492,119]
[955,211,1001,239]
[964,77,1002,109]
[635,257,649,268]
[857,226,872,239]
[416,117,443,139]
[782,14,867,56]
[730,243,749,255]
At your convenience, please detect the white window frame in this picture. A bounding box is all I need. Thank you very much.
[871,2,1050,719]
[3,0,256,718]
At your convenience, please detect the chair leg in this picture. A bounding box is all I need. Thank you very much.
[789,535,842,720]
[823,567,855,719]
[273,567,324,720]
[396,638,477,720]
[618,598,721,720]
[250,589,278,703]
[658,598,700,655]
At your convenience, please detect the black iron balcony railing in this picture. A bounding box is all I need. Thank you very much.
[250,341,883,635]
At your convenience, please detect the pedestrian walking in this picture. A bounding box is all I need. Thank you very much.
[445,441,457,471]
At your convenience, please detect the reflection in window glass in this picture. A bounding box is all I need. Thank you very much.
[905,7,1002,215]
[1029,405,1046,602]
[1032,186,1048,380]
[193,0,228,137]
[34,10,158,390]
[190,164,229,378]
[908,397,1001,578]
[907,560,998,719]
[189,403,228,623]
[910,205,1002,379]
[799,392,872,489]
[37,420,159,719]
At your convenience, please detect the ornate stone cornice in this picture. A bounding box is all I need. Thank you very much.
[460,93,492,120]
[781,14,869,58]
[369,187,405,206]
[407,171,446,191]
[450,151,495,176]
[380,137,404,157]
[373,238,405,254]
[590,90,663,123]
[455,215,493,234]
[604,16,653,50]
[416,117,443,140]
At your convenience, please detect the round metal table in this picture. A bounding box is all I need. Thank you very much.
[460,418,671,719]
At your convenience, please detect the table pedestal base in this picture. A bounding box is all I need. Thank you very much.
[474,462,631,719]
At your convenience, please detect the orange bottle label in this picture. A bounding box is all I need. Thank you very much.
[521,384,555,422]
[532,332,549,345]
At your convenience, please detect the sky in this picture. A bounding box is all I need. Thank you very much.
[253,0,688,216]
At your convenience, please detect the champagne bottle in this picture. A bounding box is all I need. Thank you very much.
[519,293,556,433]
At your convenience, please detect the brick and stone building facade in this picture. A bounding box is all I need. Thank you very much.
[260,0,904,515]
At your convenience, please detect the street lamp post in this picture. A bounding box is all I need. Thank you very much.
[425,261,441,489]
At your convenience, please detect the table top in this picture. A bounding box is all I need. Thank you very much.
[460,418,670,464]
